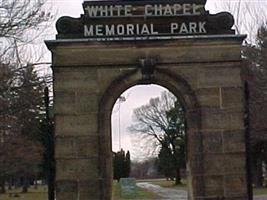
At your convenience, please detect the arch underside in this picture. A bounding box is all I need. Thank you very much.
[99,68,203,200]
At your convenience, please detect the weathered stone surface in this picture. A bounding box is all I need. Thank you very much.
[165,66,198,89]
[196,88,220,107]
[203,154,224,175]
[54,91,75,115]
[224,174,247,197]
[78,180,100,192]
[54,91,99,114]
[75,92,99,114]
[189,154,204,175]
[224,197,248,200]
[57,158,99,180]
[186,110,201,130]
[55,136,99,159]
[79,192,100,200]
[55,114,98,137]
[197,67,242,89]
[202,131,223,153]
[201,108,244,130]
[78,181,101,199]
[203,153,246,176]
[54,68,99,91]
[56,180,78,193]
[97,68,135,92]
[55,181,78,200]
[56,192,77,200]
[204,175,224,196]
[224,154,246,174]
[221,87,244,110]
[187,130,203,154]
[51,39,243,67]
[223,131,246,153]
[190,175,205,197]
[56,180,101,200]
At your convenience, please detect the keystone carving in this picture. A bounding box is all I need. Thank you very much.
[138,57,157,83]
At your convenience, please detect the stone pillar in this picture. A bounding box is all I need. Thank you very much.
[196,67,247,199]
[53,67,102,200]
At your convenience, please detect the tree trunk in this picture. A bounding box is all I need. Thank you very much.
[253,158,263,187]
[8,177,12,190]
[14,178,20,188]
[34,174,38,189]
[175,168,181,185]
[21,178,29,193]
[0,177,6,193]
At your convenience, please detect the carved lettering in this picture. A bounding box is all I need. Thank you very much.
[84,22,206,37]
[84,3,204,17]
[56,0,235,39]
[84,24,160,37]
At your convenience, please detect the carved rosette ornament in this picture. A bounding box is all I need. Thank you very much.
[56,0,235,39]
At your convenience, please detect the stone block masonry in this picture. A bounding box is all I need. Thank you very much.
[46,34,248,200]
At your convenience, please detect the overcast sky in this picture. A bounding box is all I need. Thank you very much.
[45,0,263,161]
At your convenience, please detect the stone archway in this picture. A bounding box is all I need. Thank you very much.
[46,0,249,199]
[46,35,248,200]
[98,68,202,199]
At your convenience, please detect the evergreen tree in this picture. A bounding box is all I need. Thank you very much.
[158,145,176,180]
[113,149,131,181]
[17,65,46,137]
[243,25,267,187]
[0,64,46,193]
[125,151,131,178]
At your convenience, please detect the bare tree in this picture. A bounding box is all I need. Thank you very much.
[210,0,267,43]
[0,0,53,64]
[0,0,53,118]
[129,91,186,184]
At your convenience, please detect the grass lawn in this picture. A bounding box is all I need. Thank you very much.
[112,181,160,200]
[254,187,267,195]
[0,186,48,200]
[0,183,159,200]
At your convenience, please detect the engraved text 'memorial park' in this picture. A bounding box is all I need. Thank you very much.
[56,0,235,39]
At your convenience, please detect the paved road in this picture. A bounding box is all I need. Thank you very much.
[137,182,267,200]
[137,182,187,200]
[254,195,267,200]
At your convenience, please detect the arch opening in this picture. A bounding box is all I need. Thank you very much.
[111,84,188,199]
[98,70,202,200]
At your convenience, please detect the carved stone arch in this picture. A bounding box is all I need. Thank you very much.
[98,67,203,199]
[46,34,248,200]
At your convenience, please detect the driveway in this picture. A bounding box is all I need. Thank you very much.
[137,182,187,200]
[137,182,267,200]
[254,195,267,200]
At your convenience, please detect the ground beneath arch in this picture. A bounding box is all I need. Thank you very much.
[137,182,187,200]
[137,182,267,200]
